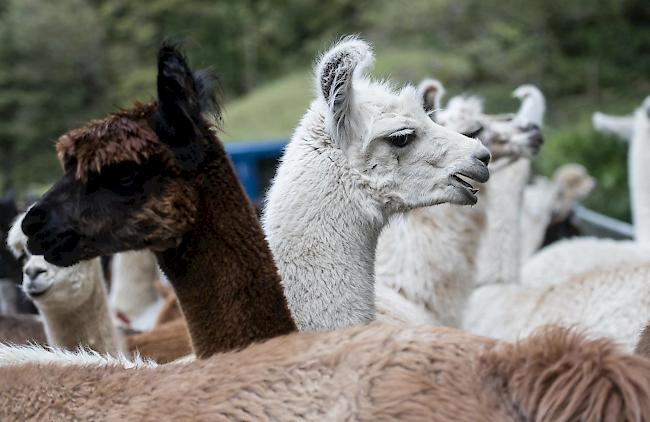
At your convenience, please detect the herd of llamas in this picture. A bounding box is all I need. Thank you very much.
[0,37,650,420]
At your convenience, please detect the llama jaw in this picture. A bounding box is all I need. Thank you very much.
[449,164,489,204]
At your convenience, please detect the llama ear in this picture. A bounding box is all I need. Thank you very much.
[315,37,373,144]
[417,79,445,116]
[155,42,218,171]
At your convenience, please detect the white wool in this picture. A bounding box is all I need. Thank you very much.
[521,237,650,288]
[263,38,488,331]
[374,284,439,326]
[465,263,650,351]
[475,158,530,286]
[0,343,157,368]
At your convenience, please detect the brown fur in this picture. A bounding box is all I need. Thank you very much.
[56,103,167,182]
[1,323,649,421]
[28,46,297,358]
[155,151,297,357]
[154,290,183,327]
[0,314,47,346]
[635,323,650,358]
[126,319,192,364]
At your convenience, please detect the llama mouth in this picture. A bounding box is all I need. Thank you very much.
[25,285,51,298]
[451,174,479,195]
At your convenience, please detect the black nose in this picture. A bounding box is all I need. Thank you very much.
[474,149,491,167]
[25,267,46,280]
[530,129,545,147]
[22,205,49,237]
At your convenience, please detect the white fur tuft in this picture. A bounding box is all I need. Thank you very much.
[0,342,157,368]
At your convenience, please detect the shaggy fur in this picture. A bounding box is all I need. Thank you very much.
[263,38,489,331]
[20,43,296,358]
[465,263,650,351]
[1,323,649,421]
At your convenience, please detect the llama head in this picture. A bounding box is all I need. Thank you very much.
[434,93,543,160]
[7,213,99,309]
[552,163,595,220]
[512,84,545,127]
[314,37,490,210]
[21,43,221,267]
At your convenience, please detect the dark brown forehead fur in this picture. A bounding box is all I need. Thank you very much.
[56,101,171,181]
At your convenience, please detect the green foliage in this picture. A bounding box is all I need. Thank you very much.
[0,0,648,220]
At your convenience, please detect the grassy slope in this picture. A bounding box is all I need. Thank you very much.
[222,48,642,220]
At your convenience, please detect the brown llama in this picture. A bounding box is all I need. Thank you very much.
[4,43,650,420]
[126,318,192,364]
[20,42,296,359]
[1,323,650,421]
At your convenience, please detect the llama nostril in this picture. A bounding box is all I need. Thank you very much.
[25,267,46,281]
[22,206,49,236]
[474,149,491,167]
[531,130,545,147]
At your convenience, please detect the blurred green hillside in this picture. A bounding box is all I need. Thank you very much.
[0,0,648,220]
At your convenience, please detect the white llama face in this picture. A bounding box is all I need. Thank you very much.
[429,91,543,160]
[316,37,490,210]
[478,117,544,159]
[7,213,96,309]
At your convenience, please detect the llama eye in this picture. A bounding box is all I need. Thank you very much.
[387,131,416,148]
[117,173,136,187]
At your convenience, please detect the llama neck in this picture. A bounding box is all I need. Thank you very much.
[263,111,385,331]
[109,250,160,321]
[40,264,123,356]
[375,203,484,327]
[476,158,529,285]
[156,154,296,358]
[630,120,650,243]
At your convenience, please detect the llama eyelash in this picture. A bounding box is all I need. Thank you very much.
[388,128,415,138]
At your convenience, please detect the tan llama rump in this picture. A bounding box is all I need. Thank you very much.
[1,322,649,421]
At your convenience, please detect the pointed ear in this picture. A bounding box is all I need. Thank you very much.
[417,79,445,116]
[154,42,219,171]
[315,37,373,145]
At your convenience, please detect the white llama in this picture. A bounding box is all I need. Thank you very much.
[521,96,650,288]
[263,38,490,331]
[375,80,543,327]
[7,214,124,356]
[474,84,546,286]
[463,98,650,350]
